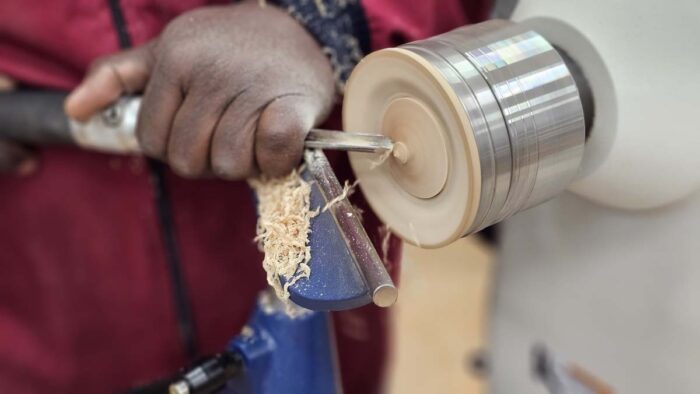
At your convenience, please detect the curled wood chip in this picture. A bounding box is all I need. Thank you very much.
[249,168,318,315]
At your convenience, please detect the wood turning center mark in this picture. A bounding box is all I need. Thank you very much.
[392,141,410,164]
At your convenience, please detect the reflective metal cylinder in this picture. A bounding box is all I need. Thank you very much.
[403,20,586,234]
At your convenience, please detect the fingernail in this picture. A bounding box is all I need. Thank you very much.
[16,158,38,177]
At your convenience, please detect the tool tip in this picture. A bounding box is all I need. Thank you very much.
[373,284,398,307]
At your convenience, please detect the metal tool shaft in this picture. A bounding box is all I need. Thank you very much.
[305,129,393,153]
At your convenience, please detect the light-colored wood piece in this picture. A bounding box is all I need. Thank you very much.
[344,48,482,248]
[382,97,448,199]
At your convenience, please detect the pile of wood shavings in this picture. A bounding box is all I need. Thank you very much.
[248,168,319,314]
[249,168,360,315]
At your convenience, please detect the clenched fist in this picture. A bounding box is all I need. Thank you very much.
[65,1,336,178]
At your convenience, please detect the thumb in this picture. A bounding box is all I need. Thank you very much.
[255,95,320,177]
[65,41,156,122]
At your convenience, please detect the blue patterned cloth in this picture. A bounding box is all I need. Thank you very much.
[266,0,370,91]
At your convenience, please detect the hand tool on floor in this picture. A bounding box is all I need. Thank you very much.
[0,90,397,312]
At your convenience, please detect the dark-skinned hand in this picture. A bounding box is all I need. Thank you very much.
[65,1,336,178]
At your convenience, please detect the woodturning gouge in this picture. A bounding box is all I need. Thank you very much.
[0,92,394,155]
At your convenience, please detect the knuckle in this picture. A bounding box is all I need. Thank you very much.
[170,156,202,178]
[212,155,249,180]
[137,134,165,159]
[89,56,116,74]
[160,17,186,41]
[155,57,186,87]
[257,123,302,176]
[211,155,234,179]
[167,140,203,178]
[160,24,196,60]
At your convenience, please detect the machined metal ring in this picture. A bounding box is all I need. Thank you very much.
[404,20,585,234]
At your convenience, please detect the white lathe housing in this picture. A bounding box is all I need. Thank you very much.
[490,1,700,393]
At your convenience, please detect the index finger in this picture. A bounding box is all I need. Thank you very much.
[65,44,155,122]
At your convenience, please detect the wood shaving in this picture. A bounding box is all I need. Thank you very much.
[322,179,358,212]
[369,148,392,170]
[379,224,393,270]
[248,168,319,315]
[351,203,364,221]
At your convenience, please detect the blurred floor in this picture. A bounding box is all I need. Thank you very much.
[386,236,494,394]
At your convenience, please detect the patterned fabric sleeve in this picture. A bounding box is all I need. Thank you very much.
[264,0,371,92]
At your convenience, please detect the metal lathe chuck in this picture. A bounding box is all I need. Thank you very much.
[345,19,589,248]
